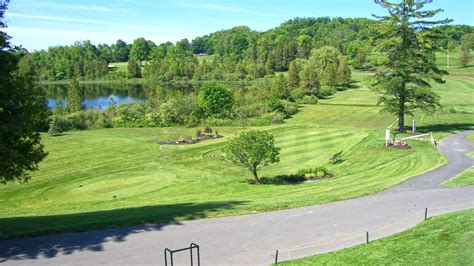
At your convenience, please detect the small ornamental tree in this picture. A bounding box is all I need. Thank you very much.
[224,130,280,184]
[48,116,63,136]
[199,81,234,118]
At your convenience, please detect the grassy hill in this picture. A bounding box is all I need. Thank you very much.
[0,67,472,239]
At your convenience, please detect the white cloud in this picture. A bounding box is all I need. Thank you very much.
[6,12,180,33]
[40,3,114,12]
[12,2,122,12]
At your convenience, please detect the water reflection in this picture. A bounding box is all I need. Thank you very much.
[43,82,198,109]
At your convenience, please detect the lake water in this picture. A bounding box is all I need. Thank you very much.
[43,82,198,109]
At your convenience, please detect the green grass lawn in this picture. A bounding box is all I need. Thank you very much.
[442,167,474,188]
[441,133,474,188]
[0,67,472,239]
[281,208,474,265]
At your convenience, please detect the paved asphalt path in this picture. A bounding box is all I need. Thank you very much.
[1,130,473,265]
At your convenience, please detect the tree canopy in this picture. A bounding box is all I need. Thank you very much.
[198,82,234,118]
[1,1,49,183]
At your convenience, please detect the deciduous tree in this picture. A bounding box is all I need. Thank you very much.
[199,82,234,118]
[1,2,49,183]
[224,130,280,184]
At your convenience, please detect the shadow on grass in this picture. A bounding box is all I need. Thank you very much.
[245,175,306,185]
[415,123,474,134]
[0,201,245,262]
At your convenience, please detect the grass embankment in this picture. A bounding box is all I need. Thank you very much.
[282,208,474,265]
[0,67,472,239]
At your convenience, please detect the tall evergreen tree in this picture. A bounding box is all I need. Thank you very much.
[371,0,450,132]
[66,77,82,113]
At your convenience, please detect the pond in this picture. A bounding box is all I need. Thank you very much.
[43,82,199,109]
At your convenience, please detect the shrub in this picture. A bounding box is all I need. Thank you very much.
[297,166,328,178]
[199,81,234,118]
[113,102,147,127]
[235,103,269,119]
[299,95,319,104]
[266,95,284,112]
[271,112,285,124]
[48,116,64,136]
[282,101,299,117]
[290,88,305,101]
[318,87,337,98]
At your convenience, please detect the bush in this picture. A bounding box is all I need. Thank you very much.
[297,166,328,178]
[318,87,337,98]
[299,95,319,104]
[235,103,269,119]
[199,82,234,118]
[271,112,285,124]
[282,101,299,117]
[266,95,284,112]
[113,102,147,127]
[48,116,64,136]
[290,88,305,101]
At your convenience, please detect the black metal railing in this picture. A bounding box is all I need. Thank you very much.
[164,243,200,266]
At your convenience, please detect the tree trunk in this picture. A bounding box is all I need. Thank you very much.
[398,93,406,133]
[251,169,261,184]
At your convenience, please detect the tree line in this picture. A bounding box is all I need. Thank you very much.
[29,18,473,82]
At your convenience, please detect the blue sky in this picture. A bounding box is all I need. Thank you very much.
[4,0,474,51]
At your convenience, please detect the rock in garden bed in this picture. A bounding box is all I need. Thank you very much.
[386,140,412,150]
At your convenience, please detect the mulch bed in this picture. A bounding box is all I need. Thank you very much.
[385,143,412,150]
[304,173,334,183]
[159,135,223,145]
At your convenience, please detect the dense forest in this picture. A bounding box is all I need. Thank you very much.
[29,17,474,82]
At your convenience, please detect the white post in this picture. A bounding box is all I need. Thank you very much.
[412,119,416,134]
[385,129,391,147]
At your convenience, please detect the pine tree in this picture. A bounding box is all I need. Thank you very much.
[66,77,82,113]
[48,116,63,136]
[371,0,450,132]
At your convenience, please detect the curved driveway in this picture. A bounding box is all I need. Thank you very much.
[1,130,473,265]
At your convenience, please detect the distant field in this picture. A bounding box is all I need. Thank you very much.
[110,61,128,72]
[436,51,474,70]
[282,208,474,265]
[1,55,472,239]
[196,54,214,62]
